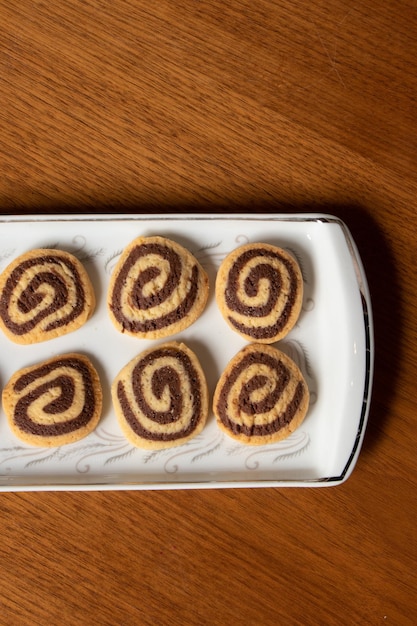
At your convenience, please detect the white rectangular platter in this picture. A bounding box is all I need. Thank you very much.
[0,214,373,490]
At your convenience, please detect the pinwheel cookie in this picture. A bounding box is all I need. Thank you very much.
[112,342,209,449]
[213,343,309,445]
[0,248,95,344]
[108,236,209,339]
[2,353,103,447]
[216,242,303,343]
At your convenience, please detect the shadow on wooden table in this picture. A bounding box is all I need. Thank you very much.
[1,201,397,456]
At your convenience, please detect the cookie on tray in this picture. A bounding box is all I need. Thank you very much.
[108,236,209,339]
[2,353,103,447]
[112,342,209,449]
[0,248,95,344]
[213,343,309,445]
[215,242,303,343]
[107,236,209,339]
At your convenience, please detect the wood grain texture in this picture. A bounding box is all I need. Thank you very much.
[1,1,416,624]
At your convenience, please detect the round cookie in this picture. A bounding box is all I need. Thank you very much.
[2,353,103,447]
[0,248,95,344]
[213,343,309,445]
[108,236,209,339]
[112,342,209,449]
[215,242,303,343]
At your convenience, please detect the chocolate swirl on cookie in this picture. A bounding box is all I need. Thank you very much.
[108,236,209,339]
[213,344,309,445]
[112,342,209,449]
[216,243,303,343]
[2,354,103,447]
[0,249,95,344]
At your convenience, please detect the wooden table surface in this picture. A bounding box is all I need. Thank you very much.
[1,1,416,624]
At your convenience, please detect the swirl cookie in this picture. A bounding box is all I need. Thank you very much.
[213,343,309,445]
[2,353,103,447]
[108,236,209,339]
[112,342,209,449]
[0,249,95,344]
[216,243,303,343]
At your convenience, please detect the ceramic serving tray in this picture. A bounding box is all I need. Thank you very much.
[0,214,373,491]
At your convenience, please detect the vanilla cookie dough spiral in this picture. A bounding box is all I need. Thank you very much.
[0,249,95,344]
[213,343,309,445]
[112,342,209,449]
[2,353,103,447]
[216,243,303,343]
[107,236,209,339]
